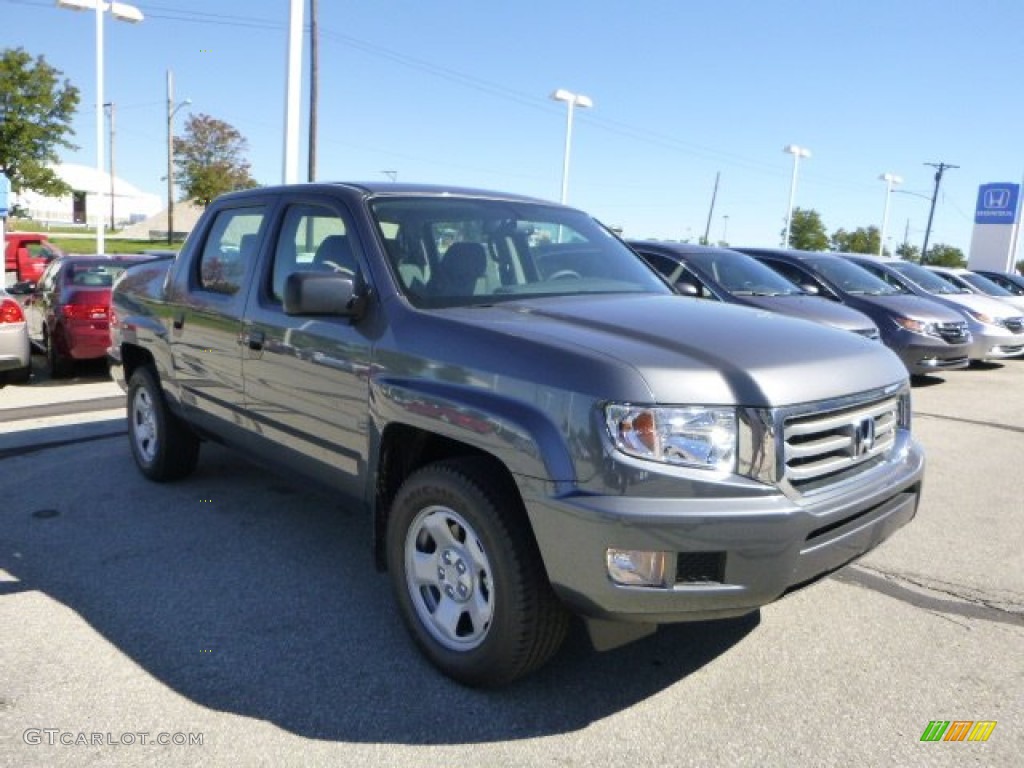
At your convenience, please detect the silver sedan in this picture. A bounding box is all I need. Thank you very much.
[0,286,32,385]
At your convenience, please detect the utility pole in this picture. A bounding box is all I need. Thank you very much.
[307,0,318,182]
[920,161,958,264]
[702,171,720,245]
[104,102,115,231]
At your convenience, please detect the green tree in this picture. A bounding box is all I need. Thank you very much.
[896,242,920,262]
[1015,258,1024,275]
[173,113,258,206]
[784,208,829,250]
[922,243,964,267]
[0,47,80,197]
[830,226,881,254]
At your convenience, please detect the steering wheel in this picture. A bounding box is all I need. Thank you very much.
[548,269,582,280]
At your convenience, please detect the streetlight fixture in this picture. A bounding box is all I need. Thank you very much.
[782,144,811,247]
[878,172,902,256]
[550,88,592,205]
[56,0,143,254]
[166,69,191,245]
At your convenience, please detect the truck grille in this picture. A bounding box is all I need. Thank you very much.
[935,321,969,344]
[781,394,901,492]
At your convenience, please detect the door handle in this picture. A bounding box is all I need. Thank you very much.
[246,330,265,351]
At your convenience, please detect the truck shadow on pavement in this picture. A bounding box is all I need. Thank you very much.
[0,439,758,744]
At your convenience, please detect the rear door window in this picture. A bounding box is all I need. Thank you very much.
[197,206,267,296]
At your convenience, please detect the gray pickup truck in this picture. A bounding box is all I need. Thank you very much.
[109,183,924,687]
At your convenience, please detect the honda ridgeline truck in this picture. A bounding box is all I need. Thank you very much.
[109,183,924,687]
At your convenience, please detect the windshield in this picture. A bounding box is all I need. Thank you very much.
[959,271,1014,297]
[63,262,130,287]
[888,261,968,294]
[371,197,669,308]
[689,250,803,295]
[806,257,900,295]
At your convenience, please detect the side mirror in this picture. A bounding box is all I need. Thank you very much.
[8,281,36,295]
[674,279,700,297]
[283,272,364,317]
[798,282,819,296]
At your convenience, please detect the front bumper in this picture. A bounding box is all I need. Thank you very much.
[523,439,924,624]
[967,327,1024,360]
[887,331,971,375]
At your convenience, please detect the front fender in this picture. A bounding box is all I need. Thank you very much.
[370,376,577,485]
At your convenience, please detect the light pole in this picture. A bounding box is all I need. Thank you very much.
[722,214,730,244]
[104,101,115,231]
[878,172,902,256]
[550,88,592,205]
[782,144,811,247]
[166,70,191,245]
[56,0,143,254]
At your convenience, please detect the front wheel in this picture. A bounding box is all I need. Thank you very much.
[127,366,200,481]
[386,458,569,687]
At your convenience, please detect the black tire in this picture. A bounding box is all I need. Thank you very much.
[126,366,200,481]
[386,457,569,687]
[46,328,73,379]
[6,364,31,385]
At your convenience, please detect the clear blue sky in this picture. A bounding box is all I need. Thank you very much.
[4,0,1023,254]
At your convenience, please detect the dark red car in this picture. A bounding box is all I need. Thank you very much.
[22,254,170,377]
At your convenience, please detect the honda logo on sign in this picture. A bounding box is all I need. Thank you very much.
[974,183,1020,224]
[983,188,1011,210]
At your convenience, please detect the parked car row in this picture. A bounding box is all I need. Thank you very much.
[1,253,173,383]
[3,241,1023,389]
[628,241,1024,377]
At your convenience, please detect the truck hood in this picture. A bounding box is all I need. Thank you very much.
[739,294,877,334]
[432,294,907,407]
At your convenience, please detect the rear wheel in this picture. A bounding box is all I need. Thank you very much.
[127,366,200,481]
[386,457,569,687]
[46,329,73,379]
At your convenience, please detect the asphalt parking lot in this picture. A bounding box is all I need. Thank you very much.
[1,354,1021,767]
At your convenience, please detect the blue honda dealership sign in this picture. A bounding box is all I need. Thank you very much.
[0,173,10,216]
[974,182,1020,225]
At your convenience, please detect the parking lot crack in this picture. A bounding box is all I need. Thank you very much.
[915,411,1024,435]
[834,564,1024,628]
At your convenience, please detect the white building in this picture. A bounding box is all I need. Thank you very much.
[13,163,162,228]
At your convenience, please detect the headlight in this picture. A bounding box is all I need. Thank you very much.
[964,309,1006,328]
[605,404,737,472]
[893,316,937,336]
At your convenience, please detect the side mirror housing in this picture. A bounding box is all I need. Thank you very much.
[674,279,700,297]
[8,281,36,295]
[283,272,364,317]
[799,282,819,296]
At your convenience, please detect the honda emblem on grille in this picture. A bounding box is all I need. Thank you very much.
[852,418,875,458]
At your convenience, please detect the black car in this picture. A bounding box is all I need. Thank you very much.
[734,248,972,376]
[629,241,879,340]
[972,269,1024,296]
